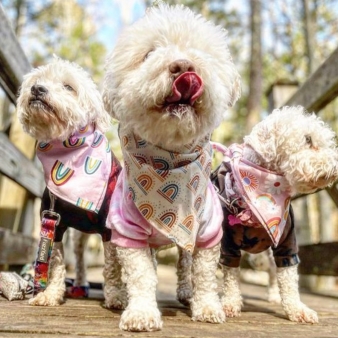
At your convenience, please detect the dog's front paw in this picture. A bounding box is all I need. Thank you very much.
[119,306,163,331]
[285,304,318,323]
[221,295,242,318]
[104,285,127,310]
[191,301,225,323]
[29,291,64,306]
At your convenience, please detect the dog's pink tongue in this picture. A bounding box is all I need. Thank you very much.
[166,72,203,105]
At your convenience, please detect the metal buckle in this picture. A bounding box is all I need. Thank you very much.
[41,210,61,226]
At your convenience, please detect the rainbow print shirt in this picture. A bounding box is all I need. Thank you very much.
[108,129,223,252]
[37,124,111,213]
[212,142,291,247]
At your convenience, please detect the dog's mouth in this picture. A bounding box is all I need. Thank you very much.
[165,72,204,110]
[29,97,54,113]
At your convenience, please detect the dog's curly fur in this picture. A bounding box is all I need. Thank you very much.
[103,4,240,331]
[219,106,338,323]
[17,57,125,308]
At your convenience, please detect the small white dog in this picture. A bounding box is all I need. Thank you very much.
[211,106,338,323]
[17,57,126,308]
[103,3,240,331]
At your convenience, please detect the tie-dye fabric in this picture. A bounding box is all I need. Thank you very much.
[108,129,223,252]
[37,124,111,213]
[212,142,291,247]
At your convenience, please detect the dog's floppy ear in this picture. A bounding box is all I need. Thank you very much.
[243,117,277,163]
[228,73,241,108]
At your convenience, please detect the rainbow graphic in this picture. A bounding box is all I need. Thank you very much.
[134,154,148,166]
[84,156,102,175]
[158,211,176,228]
[128,187,136,201]
[194,195,204,212]
[133,134,147,148]
[204,160,212,177]
[91,131,104,148]
[37,142,53,152]
[240,169,259,192]
[134,174,153,194]
[51,160,74,186]
[181,214,194,231]
[148,167,169,182]
[157,183,180,203]
[106,142,111,153]
[188,174,200,192]
[139,203,154,220]
[267,217,281,239]
[183,243,194,253]
[122,135,129,147]
[63,137,85,148]
[256,193,276,205]
[76,198,94,210]
[78,125,89,134]
[152,157,170,171]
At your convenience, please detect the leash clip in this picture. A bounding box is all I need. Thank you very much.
[41,191,61,226]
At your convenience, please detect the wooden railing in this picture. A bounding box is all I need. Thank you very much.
[268,47,338,278]
[0,4,43,267]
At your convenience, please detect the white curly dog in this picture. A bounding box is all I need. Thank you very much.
[211,106,338,324]
[103,4,240,331]
[17,57,126,308]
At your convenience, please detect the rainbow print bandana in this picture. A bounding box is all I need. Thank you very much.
[212,142,291,247]
[37,124,111,213]
[120,129,215,252]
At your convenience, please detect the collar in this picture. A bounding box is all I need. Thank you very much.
[37,124,112,213]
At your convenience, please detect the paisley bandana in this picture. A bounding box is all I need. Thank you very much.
[117,129,218,252]
[212,142,291,247]
[37,124,111,213]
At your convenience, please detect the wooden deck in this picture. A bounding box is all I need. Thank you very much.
[0,265,337,338]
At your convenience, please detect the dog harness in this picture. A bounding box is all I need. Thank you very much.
[107,129,223,252]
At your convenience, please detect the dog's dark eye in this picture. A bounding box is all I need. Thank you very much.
[144,50,154,61]
[64,84,74,91]
[305,135,312,146]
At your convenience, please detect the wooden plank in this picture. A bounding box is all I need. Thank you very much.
[0,4,31,103]
[0,132,44,197]
[298,242,338,276]
[285,47,338,112]
[0,228,37,265]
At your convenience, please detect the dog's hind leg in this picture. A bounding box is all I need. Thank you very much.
[266,248,281,303]
[220,265,242,317]
[277,265,318,323]
[190,243,225,323]
[73,230,89,287]
[103,242,127,309]
[29,242,66,306]
[176,246,192,306]
[117,247,162,331]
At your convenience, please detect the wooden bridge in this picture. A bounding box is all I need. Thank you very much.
[1,265,338,337]
[0,4,337,337]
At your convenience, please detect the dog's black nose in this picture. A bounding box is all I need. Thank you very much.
[31,84,48,96]
[169,59,195,77]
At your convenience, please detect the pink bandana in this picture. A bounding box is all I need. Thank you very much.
[36,124,112,213]
[212,142,291,247]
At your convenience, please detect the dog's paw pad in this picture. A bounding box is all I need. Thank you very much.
[119,307,163,331]
[288,307,318,324]
[192,304,226,323]
[28,292,63,306]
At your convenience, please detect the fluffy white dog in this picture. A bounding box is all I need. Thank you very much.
[17,57,126,308]
[212,106,338,323]
[103,3,240,331]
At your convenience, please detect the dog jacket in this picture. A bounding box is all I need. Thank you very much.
[107,129,223,252]
[38,124,122,242]
[211,142,300,268]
